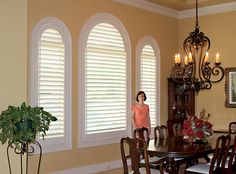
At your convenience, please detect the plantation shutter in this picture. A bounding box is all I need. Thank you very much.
[85,23,127,134]
[38,28,64,138]
[140,45,157,126]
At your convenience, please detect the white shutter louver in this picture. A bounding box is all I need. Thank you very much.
[85,23,127,134]
[38,28,65,138]
[140,45,157,126]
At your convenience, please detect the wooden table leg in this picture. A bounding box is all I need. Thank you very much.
[165,157,179,174]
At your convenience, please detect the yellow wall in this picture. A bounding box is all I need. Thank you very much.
[2,0,235,173]
[179,11,236,129]
[0,0,27,173]
[27,0,177,173]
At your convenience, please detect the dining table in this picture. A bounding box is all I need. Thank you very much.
[146,133,233,174]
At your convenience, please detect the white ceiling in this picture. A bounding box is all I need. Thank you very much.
[146,0,236,10]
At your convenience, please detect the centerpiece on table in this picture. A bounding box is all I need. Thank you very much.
[182,108,213,143]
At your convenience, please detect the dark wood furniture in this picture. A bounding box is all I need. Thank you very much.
[226,134,236,174]
[120,137,166,174]
[134,127,164,169]
[214,129,228,133]
[228,123,236,173]
[229,121,236,135]
[145,133,234,174]
[134,127,150,142]
[186,135,232,174]
[167,78,195,137]
[154,125,167,140]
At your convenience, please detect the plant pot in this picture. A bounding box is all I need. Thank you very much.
[15,119,36,142]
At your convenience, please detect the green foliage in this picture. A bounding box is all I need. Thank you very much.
[0,102,57,148]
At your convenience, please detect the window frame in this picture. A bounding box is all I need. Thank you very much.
[136,36,161,131]
[29,17,72,153]
[78,12,131,148]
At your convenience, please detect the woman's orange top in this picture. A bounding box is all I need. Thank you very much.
[131,104,149,128]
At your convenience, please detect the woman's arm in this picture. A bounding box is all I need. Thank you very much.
[147,105,151,134]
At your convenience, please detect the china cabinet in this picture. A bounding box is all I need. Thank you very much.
[167,78,195,137]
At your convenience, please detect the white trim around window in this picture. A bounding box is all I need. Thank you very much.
[30,17,72,153]
[136,36,161,129]
[78,12,131,148]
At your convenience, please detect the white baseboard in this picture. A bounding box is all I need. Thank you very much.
[49,160,122,174]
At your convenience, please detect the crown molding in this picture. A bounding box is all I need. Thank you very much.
[113,0,236,19]
[179,2,236,19]
[113,0,178,18]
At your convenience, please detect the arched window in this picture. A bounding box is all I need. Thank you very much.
[78,13,131,147]
[136,37,160,128]
[30,17,72,153]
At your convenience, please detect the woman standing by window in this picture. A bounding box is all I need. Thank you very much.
[131,91,151,134]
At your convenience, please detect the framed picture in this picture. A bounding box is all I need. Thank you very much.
[225,67,236,108]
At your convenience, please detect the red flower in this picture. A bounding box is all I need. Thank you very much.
[195,118,204,128]
[183,120,191,129]
[185,128,195,136]
[196,130,204,138]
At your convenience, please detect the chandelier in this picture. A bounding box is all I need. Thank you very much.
[170,0,224,93]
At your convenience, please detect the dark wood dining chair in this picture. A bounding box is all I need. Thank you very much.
[154,125,168,140]
[225,134,236,174]
[229,121,236,136]
[120,137,167,174]
[134,127,150,142]
[185,135,232,174]
[228,122,236,162]
[154,125,185,172]
[172,122,183,137]
[134,127,164,169]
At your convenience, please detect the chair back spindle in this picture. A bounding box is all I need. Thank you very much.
[154,125,167,140]
[134,127,150,142]
[209,135,231,173]
[172,122,182,137]
[226,134,236,173]
[229,122,236,137]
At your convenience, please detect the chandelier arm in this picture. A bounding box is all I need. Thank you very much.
[209,65,225,83]
[204,36,211,50]
[201,63,211,81]
[199,38,210,81]
[183,38,196,80]
[191,49,196,80]
[201,81,212,90]
[198,47,204,81]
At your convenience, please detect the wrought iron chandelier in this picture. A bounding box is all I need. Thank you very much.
[171,0,224,93]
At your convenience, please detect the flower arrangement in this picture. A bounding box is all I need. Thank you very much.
[182,108,213,143]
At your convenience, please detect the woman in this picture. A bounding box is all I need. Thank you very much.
[131,91,151,134]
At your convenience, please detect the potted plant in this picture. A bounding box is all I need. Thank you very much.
[0,102,57,173]
[0,102,57,148]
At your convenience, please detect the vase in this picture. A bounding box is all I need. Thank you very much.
[193,138,208,144]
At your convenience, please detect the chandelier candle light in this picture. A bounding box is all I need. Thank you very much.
[171,0,224,93]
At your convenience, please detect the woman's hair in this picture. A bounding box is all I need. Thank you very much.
[136,91,147,102]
